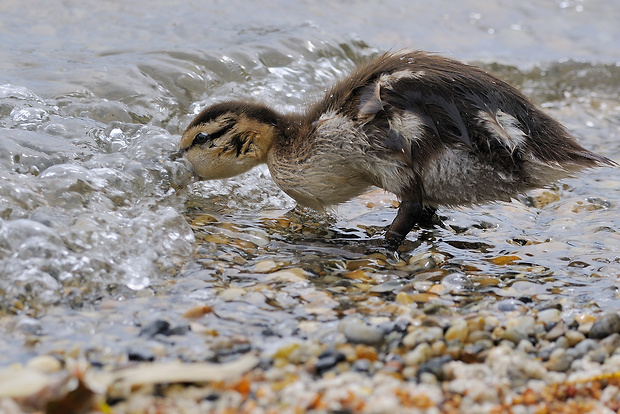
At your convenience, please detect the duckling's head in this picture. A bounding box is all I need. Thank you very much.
[180,101,280,179]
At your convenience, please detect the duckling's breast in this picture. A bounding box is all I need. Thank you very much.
[268,111,414,210]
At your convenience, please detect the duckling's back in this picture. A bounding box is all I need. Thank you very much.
[286,51,614,210]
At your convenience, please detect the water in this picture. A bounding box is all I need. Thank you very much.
[0,0,619,366]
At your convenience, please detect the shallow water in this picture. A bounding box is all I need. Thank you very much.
[0,0,619,367]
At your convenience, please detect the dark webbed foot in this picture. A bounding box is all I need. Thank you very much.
[384,199,423,249]
[419,206,438,228]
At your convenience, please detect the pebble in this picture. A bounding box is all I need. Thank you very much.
[395,291,414,305]
[501,328,529,345]
[572,338,599,358]
[254,260,278,273]
[600,333,620,354]
[431,340,447,357]
[554,336,570,349]
[502,315,536,344]
[506,315,536,333]
[544,348,573,372]
[466,329,492,343]
[351,358,372,373]
[140,320,172,337]
[517,339,535,354]
[407,252,438,271]
[565,329,586,346]
[15,317,42,335]
[575,313,597,334]
[139,320,190,337]
[355,344,378,361]
[545,321,566,341]
[219,287,246,301]
[0,367,51,398]
[342,321,385,345]
[265,268,309,283]
[461,341,490,363]
[587,347,608,364]
[444,318,468,343]
[589,313,620,339]
[402,326,443,348]
[496,299,527,312]
[369,280,405,293]
[315,350,346,375]
[26,355,62,373]
[403,343,432,366]
[183,305,214,319]
[537,308,561,327]
[417,355,452,380]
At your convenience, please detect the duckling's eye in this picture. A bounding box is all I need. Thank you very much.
[193,132,210,146]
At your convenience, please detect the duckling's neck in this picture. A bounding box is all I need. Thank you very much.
[272,112,314,150]
[266,108,380,211]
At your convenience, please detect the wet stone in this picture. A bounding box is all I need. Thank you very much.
[461,343,486,363]
[587,347,608,364]
[501,315,536,344]
[599,333,620,354]
[139,320,190,338]
[204,392,220,402]
[342,321,385,345]
[417,355,452,381]
[575,314,597,334]
[315,350,346,375]
[497,299,527,312]
[589,313,620,339]
[544,348,573,372]
[16,317,42,335]
[554,336,570,350]
[383,354,404,373]
[537,308,561,327]
[501,328,529,345]
[545,322,566,341]
[571,338,599,359]
[467,330,493,343]
[26,355,62,373]
[351,358,372,373]
[403,343,432,366]
[444,318,468,343]
[140,320,171,337]
[517,339,535,354]
[368,280,404,293]
[127,347,156,362]
[565,329,586,347]
[402,326,443,348]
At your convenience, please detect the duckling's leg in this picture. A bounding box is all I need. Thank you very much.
[384,199,423,249]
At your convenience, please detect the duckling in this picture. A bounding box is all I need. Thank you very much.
[180,50,614,249]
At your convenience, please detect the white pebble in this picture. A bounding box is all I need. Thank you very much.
[403,342,432,366]
[26,355,61,373]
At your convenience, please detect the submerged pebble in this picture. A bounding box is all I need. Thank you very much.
[537,308,561,326]
[315,350,346,375]
[589,313,620,339]
[26,355,62,373]
[403,326,444,348]
[444,318,468,343]
[139,320,190,337]
[342,321,386,345]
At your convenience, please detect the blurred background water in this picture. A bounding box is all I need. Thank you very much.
[0,0,619,365]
